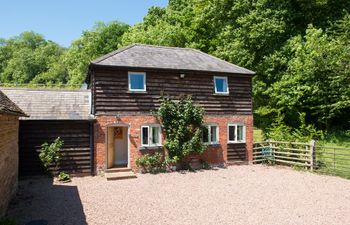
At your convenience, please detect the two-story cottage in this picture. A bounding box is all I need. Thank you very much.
[88,44,255,176]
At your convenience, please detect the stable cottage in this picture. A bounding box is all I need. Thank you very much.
[0,90,27,216]
[1,44,255,179]
[88,44,255,178]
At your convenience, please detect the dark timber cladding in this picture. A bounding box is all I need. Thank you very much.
[227,143,247,161]
[19,120,92,176]
[92,67,252,115]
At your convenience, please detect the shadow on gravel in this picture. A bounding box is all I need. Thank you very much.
[6,177,87,225]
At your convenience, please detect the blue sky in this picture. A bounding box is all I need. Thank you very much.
[0,0,168,47]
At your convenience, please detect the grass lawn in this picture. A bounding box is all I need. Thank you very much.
[315,131,350,178]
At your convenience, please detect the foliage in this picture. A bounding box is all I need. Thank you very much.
[58,171,71,182]
[64,21,129,85]
[39,137,64,170]
[135,152,165,173]
[157,95,206,161]
[0,217,16,225]
[0,31,67,85]
[266,113,323,142]
[320,130,350,148]
[1,1,350,132]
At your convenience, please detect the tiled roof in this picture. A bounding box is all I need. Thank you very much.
[1,88,92,120]
[91,44,255,75]
[0,90,27,117]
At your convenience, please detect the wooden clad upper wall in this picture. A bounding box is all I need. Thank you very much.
[91,67,252,115]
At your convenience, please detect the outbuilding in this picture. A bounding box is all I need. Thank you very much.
[2,88,94,176]
[0,90,27,216]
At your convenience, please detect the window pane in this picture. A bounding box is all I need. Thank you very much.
[228,126,236,141]
[130,74,145,90]
[237,125,244,141]
[202,126,209,143]
[215,78,227,93]
[210,126,217,143]
[151,126,160,145]
[142,127,149,145]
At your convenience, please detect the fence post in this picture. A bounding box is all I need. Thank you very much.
[310,139,316,171]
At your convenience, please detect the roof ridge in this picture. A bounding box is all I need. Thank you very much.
[133,43,194,51]
[190,48,255,74]
[91,44,138,64]
[0,87,90,92]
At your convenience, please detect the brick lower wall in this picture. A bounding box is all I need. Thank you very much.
[94,115,253,174]
[0,115,19,217]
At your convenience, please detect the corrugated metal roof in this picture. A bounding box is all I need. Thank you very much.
[0,90,28,117]
[1,88,92,120]
[91,44,255,75]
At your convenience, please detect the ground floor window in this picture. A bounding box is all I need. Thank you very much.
[141,125,162,147]
[202,124,219,144]
[228,123,245,143]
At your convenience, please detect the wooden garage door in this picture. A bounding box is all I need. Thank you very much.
[19,120,92,176]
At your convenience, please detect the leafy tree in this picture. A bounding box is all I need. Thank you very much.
[64,21,130,85]
[0,31,67,85]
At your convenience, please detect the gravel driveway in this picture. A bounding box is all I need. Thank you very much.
[7,165,350,225]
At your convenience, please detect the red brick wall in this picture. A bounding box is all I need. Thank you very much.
[94,115,253,174]
[0,114,19,217]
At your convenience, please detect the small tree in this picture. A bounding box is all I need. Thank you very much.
[157,95,206,163]
[39,137,64,173]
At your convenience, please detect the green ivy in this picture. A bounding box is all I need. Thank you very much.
[157,95,206,162]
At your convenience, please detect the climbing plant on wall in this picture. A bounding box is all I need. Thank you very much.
[157,95,206,162]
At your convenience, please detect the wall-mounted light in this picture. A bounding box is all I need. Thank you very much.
[180,74,185,78]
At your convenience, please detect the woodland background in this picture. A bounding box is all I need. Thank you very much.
[1,0,349,142]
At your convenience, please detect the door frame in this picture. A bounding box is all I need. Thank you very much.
[105,123,130,169]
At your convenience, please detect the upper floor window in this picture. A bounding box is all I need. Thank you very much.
[228,123,245,143]
[128,72,146,92]
[141,125,162,147]
[202,124,219,144]
[214,76,229,94]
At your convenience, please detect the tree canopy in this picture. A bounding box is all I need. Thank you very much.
[0,0,349,131]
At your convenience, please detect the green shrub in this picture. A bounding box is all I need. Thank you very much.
[266,113,323,142]
[0,217,17,225]
[39,137,64,172]
[58,172,70,182]
[136,152,165,173]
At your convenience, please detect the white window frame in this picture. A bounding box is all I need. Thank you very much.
[214,76,229,94]
[227,123,246,143]
[202,123,219,144]
[128,72,146,92]
[140,124,162,147]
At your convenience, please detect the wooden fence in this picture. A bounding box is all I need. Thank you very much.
[253,140,350,179]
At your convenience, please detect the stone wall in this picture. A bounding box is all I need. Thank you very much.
[94,115,253,174]
[0,114,19,217]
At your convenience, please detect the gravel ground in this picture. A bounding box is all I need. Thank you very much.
[7,165,350,225]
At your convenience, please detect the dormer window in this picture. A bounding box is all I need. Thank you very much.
[128,72,146,92]
[214,76,229,94]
